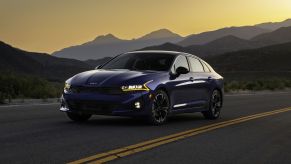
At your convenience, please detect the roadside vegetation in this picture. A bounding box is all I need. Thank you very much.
[0,73,62,104]
[1,72,291,104]
[224,79,291,92]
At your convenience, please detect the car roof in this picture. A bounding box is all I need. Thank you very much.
[126,50,202,60]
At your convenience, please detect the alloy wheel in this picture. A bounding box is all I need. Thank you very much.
[151,91,170,124]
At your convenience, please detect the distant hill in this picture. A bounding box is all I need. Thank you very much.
[52,19,291,61]
[141,42,189,52]
[52,29,183,61]
[186,35,261,57]
[256,19,291,31]
[178,19,291,47]
[178,26,269,46]
[142,26,291,57]
[251,26,291,46]
[82,34,124,46]
[206,42,291,80]
[141,36,261,57]
[0,41,91,82]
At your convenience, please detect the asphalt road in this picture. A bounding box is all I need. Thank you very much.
[1,92,291,164]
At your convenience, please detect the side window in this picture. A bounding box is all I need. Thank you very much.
[188,57,204,72]
[201,61,211,72]
[173,56,190,71]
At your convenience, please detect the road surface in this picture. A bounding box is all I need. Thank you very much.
[1,92,291,164]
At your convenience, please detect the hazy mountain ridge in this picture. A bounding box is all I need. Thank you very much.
[52,29,183,60]
[83,34,125,46]
[256,19,291,30]
[2,19,291,82]
[251,26,291,45]
[178,19,291,47]
[177,26,269,46]
[142,26,291,57]
[53,19,291,61]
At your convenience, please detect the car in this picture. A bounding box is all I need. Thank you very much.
[60,51,224,125]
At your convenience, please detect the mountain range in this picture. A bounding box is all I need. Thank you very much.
[178,19,291,46]
[53,29,183,60]
[53,19,291,61]
[2,18,291,82]
[141,26,291,57]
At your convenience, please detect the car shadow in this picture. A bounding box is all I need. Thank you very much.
[63,113,209,127]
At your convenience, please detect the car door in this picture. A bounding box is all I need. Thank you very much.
[167,55,197,110]
[187,57,211,108]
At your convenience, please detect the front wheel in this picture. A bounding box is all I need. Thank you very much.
[66,112,92,122]
[147,90,170,125]
[202,90,222,119]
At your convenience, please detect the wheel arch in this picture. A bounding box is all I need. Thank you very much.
[154,85,173,111]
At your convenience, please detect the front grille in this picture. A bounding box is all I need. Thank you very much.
[67,100,118,114]
[70,86,123,95]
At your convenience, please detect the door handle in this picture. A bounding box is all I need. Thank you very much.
[189,77,194,81]
[207,76,213,81]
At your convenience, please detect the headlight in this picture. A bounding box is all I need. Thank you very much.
[121,80,153,92]
[64,83,71,93]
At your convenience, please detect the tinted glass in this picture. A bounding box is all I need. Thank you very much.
[173,56,189,71]
[188,57,204,72]
[101,53,175,71]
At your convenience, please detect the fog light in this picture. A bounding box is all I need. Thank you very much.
[134,101,141,109]
[149,94,154,100]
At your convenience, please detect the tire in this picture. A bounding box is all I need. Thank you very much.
[147,90,170,125]
[202,90,222,120]
[66,112,92,122]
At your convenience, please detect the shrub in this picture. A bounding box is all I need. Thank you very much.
[0,73,62,101]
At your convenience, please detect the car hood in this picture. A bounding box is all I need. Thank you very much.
[67,69,166,87]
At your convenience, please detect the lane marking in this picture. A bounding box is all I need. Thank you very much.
[68,107,291,164]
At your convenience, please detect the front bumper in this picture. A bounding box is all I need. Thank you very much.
[60,91,153,116]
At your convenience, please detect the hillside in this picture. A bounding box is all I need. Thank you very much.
[206,42,291,80]
[186,35,261,57]
[0,41,91,82]
[251,26,291,46]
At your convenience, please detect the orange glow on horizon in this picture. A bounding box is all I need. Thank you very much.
[0,0,290,53]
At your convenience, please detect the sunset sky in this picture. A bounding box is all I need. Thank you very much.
[0,0,290,53]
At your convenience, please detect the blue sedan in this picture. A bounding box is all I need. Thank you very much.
[60,51,224,125]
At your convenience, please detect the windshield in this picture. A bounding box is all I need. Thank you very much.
[101,53,176,71]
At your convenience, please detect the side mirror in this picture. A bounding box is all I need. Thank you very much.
[95,65,101,70]
[176,66,189,75]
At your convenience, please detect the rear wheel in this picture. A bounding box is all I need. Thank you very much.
[147,90,170,125]
[202,90,222,119]
[66,112,92,122]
